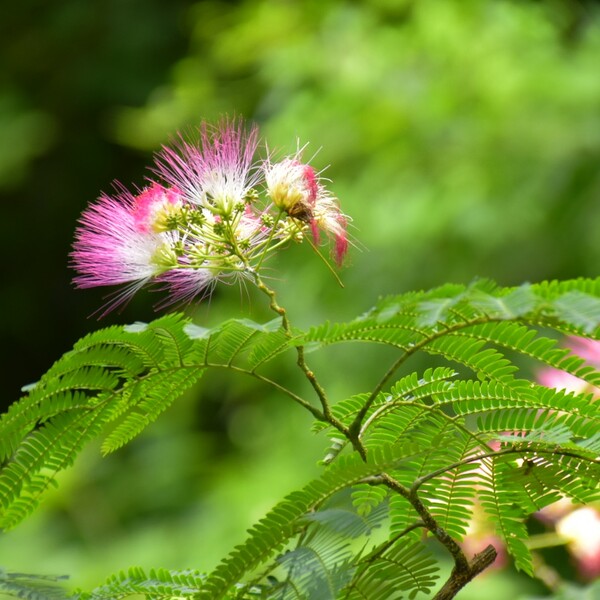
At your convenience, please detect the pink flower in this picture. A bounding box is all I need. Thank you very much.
[535,497,573,525]
[537,336,600,397]
[556,507,600,580]
[535,341,600,579]
[157,263,215,308]
[155,118,260,216]
[71,183,182,313]
[311,192,349,266]
[264,157,319,213]
[132,183,183,233]
[71,118,352,313]
[565,337,600,365]
[263,152,350,265]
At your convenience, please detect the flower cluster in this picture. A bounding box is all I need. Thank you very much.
[71,119,350,314]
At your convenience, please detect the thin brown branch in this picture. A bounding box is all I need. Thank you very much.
[433,544,497,600]
[251,272,366,457]
[378,472,497,600]
[379,473,468,569]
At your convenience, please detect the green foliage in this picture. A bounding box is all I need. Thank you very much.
[2,278,600,598]
[0,314,292,530]
[343,540,439,600]
[198,444,432,600]
[0,568,69,600]
[71,567,205,599]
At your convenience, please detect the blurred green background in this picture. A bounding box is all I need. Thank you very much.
[1,0,600,597]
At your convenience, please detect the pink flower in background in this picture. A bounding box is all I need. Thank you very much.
[556,507,600,580]
[535,335,600,581]
[460,339,600,581]
[535,497,573,525]
[538,337,600,397]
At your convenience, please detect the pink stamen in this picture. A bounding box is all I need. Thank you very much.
[334,231,348,266]
[303,165,319,204]
[310,219,321,245]
[132,183,181,233]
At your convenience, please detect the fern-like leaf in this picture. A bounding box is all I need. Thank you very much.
[0,315,293,529]
[197,444,431,599]
[478,456,533,575]
[342,539,439,600]
[0,569,69,600]
[73,567,205,599]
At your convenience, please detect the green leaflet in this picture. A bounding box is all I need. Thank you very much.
[0,402,118,530]
[272,504,437,600]
[341,540,439,600]
[275,533,355,600]
[478,456,533,575]
[100,368,202,454]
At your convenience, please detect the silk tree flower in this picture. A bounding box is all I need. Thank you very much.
[263,151,350,265]
[556,507,600,580]
[72,118,351,313]
[72,182,182,313]
[155,118,261,217]
[264,156,319,215]
[132,183,184,233]
[156,261,216,308]
[537,337,600,397]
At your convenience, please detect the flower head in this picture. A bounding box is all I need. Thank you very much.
[71,119,352,314]
[72,185,180,291]
[71,184,183,315]
[264,150,350,265]
[264,158,319,214]
[155,118,260,217]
